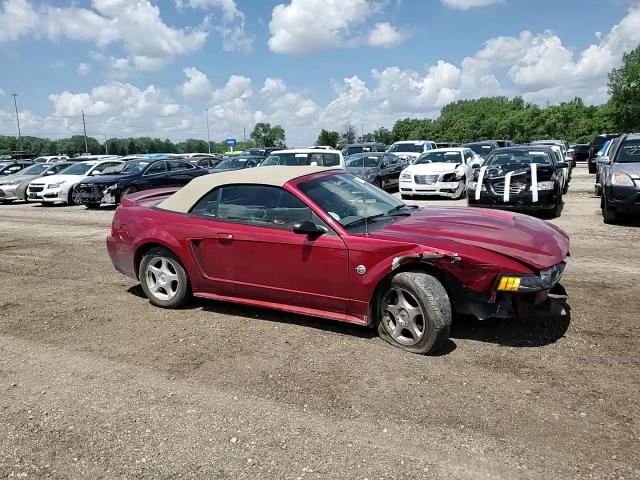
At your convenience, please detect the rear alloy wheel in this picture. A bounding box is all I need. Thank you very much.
[139,247,191,308]
[377,272,451,355]
[68,186,83,206]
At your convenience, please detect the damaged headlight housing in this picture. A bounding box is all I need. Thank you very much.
[496,264,565,292]
[467,181,486,192]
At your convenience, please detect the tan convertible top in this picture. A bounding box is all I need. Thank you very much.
[158,166,342,213]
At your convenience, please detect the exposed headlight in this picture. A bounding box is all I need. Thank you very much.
[400,173,412,181]
[497,264,564,292]
[467,181,486,192]
[106,184,118,193]
[536,181,555,190]
[48,181,66,189]
[611,172,635,187]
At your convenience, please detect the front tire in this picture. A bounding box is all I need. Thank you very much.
[68,186,82,206]
[376,272,451,355]
[602,196,618,224]
[139,247,191,308]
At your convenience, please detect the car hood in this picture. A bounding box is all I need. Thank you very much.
[612,162,640,176]
[368,207,569,270]
[30,174,85,185]
[406,163,460,174]
[80,174,132,185]
[0,173,39,184]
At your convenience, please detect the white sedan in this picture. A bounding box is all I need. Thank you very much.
[27,159,123,205]
[399,148,474,199]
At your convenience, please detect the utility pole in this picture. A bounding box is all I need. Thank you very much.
[81,109,89,154]
[204,108,211,153]
[243,124,246,143]
[11,94,23,151]
[104,132,108,155]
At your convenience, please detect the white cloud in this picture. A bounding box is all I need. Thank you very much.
[0,0,208,73]
[441,0,502,10]
[77,63,92,76]
[368,22,407,48]
[268,0,402,54]
[175,0,253,53]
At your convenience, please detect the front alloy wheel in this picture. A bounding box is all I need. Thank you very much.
[69,186,83,206]
[377,272,451,354]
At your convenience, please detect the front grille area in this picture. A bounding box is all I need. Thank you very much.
[29,185,44,193]
[491,181,527,196]
[414,174,439,185]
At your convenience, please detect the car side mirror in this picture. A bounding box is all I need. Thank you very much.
[292,220,326,236]
[597,157,611,165]
[555,162,569,169]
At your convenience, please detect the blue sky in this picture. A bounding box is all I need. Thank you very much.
[1,0,639,146]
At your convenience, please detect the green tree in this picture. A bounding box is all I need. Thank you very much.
[250,123,286,147]
[608,44,640,131]
[372,127,394,145]
[316,129,340,148]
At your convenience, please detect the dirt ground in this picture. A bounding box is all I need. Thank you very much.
[0,165,638,479]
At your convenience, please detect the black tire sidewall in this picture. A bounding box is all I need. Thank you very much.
[138,247,191,308]
[376,272,451,355]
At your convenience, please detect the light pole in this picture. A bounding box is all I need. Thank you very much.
[205,108,211,154]
[11,93,23,151]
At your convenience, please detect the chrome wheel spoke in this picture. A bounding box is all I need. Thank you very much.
[381,287,426,346]
[145,256,180,301]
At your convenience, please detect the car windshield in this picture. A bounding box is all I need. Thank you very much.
[261,153,310,166]
[389,143,423,153]
[59,163,93,175]
[467,144,494,155]
[346,155,380,167]
[121,160,151,175]
[298,173,406,230]
[616,141,640,163]
[17,164,50,175]
[415,151,462,165]
[215,158,250,170]
[485,150,552,166]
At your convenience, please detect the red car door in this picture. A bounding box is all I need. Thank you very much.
[189,185,350,316]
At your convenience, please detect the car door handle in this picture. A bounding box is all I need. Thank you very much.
[217,233,233,240]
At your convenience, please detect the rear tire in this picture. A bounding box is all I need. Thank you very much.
[550,197,564,218]
[139,247,191,308]
[376,272,451,355]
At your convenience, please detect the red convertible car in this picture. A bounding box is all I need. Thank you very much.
[107,166,569,354]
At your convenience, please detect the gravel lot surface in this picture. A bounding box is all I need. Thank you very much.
[1,165,638,479]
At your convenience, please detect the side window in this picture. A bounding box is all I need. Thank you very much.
[190,188,220,218]
[144,161,167,175]
[323,153,340,167]
[167,160,193,171]
[214,185,318,229]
